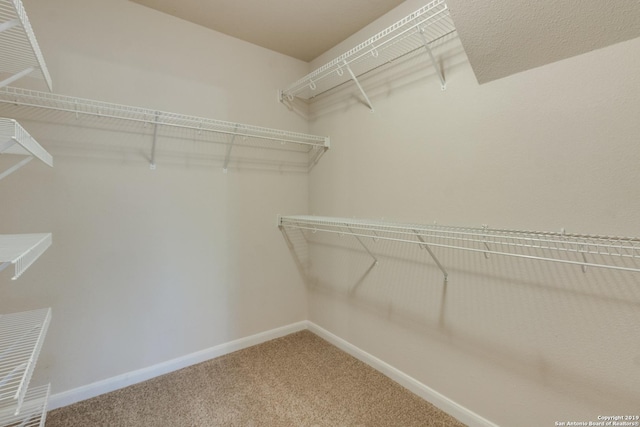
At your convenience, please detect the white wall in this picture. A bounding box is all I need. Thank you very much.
[306,1,640,426]
[2,1,639,425]
[0,0,310,396]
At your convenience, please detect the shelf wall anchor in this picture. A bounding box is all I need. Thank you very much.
[342,60,374,112]
[418,26,446,90]
[413,230,448,282]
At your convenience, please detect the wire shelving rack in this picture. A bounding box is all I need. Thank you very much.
[0,383,49,427]
[0,234,52,281]
[0,0,52,91]
[0,308,50,417]
[0,118,52,181]
[279,215,640,280]
[279,0,455,111]
[0,86,330,171]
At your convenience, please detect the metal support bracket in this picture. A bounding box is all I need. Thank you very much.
[149,112,159,170]
[0,18,19,33]
[347,226,378,266]
[482,225,491,259]
[0,67,35,89]
[418,26,446,90]
[223,124,239,173]
[342,60,374,112]
[413,230,448,282]
[579,245,588,273]
[0,155,33,181]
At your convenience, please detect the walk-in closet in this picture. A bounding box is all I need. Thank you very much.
[1,0,639,425]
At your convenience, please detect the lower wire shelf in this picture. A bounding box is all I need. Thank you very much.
[0,383,50,427]
[0,234,52,280]
[279,215,640,276]
[0,308,51,416]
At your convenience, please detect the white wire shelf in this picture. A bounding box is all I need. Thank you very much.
[0,383,49,426]
[0,0,52,91]
[279,0,455,110]
[279,215,640,279]
[0,309,50,417]
[0,86,330,171]
[0,118,52,181]
[0,234,51,281]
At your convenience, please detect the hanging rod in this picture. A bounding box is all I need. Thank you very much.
[279,215,640,274]
[0,0,52,91]
[279,0,455,105]
[0,86,330,170]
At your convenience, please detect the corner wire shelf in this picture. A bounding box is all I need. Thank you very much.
[278,215,640,282]
[279,0,455,112]
[0,308,51,417]
[0,86,330,172]
[0,0,52,91]
[0,118,52,181]
[0,383,49,427]
[0,234,52,281]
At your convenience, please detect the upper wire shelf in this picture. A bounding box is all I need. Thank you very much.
[0,308,51,416]
[0,86,330,171]
[0,383,49,427]
[0,234,52,280]
[279,0,455,110]
[0,117,52,181]
[0,0,52,91]
[279,215,640,279]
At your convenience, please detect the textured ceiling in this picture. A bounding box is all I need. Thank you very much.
[129,0,404,62]
[129,0,640,81]
[447,0,640,84]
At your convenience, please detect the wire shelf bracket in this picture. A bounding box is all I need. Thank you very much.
[0,234,52,280]
[418,26,446,90]
[347,225,378,267]
[0,308,50,417]
[279,0,455,107]
[278,215,640,277]
[0,0,52,91]
[342,60,375,112]
[412,229,448,282]
[223,124,239,174]
[0,118,52,181]
[0,87,330,171]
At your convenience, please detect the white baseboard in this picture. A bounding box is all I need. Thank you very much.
[50,319,496,427]
[307,322,499,427]
[48,321,308,410]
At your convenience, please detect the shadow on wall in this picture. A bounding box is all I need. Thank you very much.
[279,225,640,413]
[280,32,467,121]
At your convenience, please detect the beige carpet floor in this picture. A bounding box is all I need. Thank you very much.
[45,330,466,426]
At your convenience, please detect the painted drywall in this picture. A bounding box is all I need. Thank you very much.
[0,0,310,397]
[305,1,640,426]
